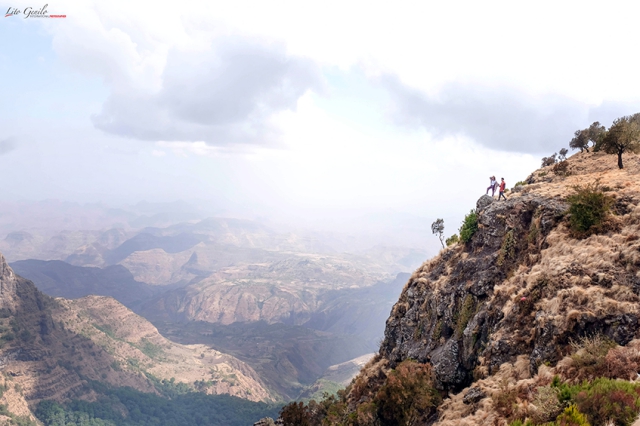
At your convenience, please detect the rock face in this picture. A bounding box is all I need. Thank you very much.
[381,194,569,390]
[374,150,640,402]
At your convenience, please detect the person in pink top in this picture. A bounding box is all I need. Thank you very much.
[486,176,497,196]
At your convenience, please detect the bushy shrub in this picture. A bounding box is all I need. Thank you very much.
[573,378,640,426]
[493,378,527,421]
[459,210,478,243]
[281,402,311,426]
[604,347,640,381]
[497,229,516,266]
[569,335,616,380]
[567,181,613,237]
[529,386,563,423]
[555,404,591,426]
[509,420,533,426]
[374,360,441,426]
[445,234,459,246]
[553,160,570,176]
[542,153,558,167]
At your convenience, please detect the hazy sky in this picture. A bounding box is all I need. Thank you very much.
[1,0,640,237]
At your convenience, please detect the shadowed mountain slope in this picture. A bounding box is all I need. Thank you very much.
[9,259,160,309]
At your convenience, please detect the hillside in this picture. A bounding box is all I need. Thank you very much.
[51,296,272,402]
[0,253,280,424]
[10,260,160,309]
[278,151,640,425]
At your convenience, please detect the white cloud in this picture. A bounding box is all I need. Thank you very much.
[43,0,640,152]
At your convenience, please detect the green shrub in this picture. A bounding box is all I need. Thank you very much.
[497,229,516,266]
[455,295,475,336]
[459,210,478,243]
[567,181,613,237]
[509,420,533,426]
[555,404,591,426]
[573,378,640,426]
[445,234,459,246]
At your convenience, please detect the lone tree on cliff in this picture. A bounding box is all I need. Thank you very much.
[431,218,445,248]
[601,115,640,169]
[570,129,590,152]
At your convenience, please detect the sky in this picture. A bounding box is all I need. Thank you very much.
[1,0,640,248]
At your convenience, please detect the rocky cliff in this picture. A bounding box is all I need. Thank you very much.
[382,192,572,390]
[292,152,640,425]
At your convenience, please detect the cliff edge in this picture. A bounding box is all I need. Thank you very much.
[280,152,640,426]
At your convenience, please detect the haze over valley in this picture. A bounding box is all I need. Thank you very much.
[2,199,420,401]
[2,1,640,425]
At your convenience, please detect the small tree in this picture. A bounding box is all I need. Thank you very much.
[558,148,569,161]
[586,121,606,150]
[541,153,557,167]
[570,129,590,153]
[431,218,445,248]
[601,115,640,169]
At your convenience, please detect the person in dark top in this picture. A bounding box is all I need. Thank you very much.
[498,178,507,201]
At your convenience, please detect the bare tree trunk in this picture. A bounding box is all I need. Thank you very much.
[618,150,624,169]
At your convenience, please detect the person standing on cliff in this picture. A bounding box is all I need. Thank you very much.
[486,176,497,197]
[498,178,507,201]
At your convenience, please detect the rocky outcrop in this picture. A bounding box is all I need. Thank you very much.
[381,194,569,390]
[374,153,640,407]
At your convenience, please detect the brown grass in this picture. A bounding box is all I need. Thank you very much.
[434,152,640,425]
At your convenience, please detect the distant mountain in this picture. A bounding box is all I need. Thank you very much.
[9,259,162,309]
[103,232,208,264]
[139,254,393,325]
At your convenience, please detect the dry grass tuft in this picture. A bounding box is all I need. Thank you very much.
[529,385,563,424]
